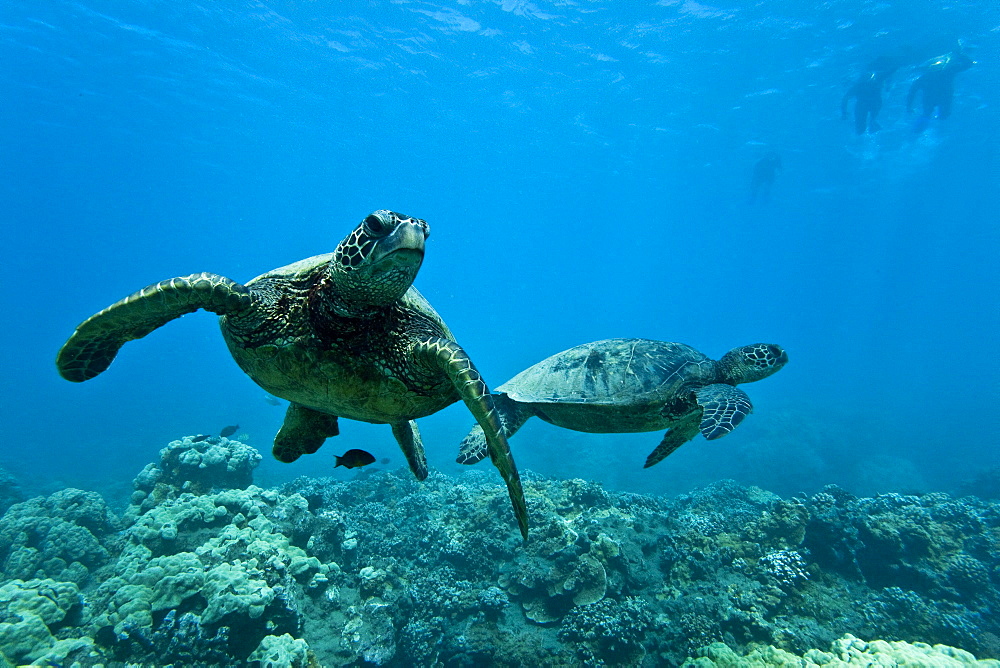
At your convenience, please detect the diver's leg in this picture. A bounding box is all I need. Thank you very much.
[938,96,953,120]
[923,96,936,119]
[854,104,867,135]
[869,98,883,132]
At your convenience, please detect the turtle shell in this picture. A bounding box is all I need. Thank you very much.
[221,252,456,424]
[243,252,453,339]
[499,339,714,406]
[246,252,335,283]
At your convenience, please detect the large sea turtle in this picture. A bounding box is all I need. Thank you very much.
[57,210,528,540]
[457,339,788,468]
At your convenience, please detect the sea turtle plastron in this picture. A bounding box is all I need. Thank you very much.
[457,338,788,468]
[57,210,529,540]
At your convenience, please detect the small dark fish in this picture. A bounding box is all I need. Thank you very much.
[191,435,210,443]
[379,457,390,465]
[334,449,376,469]
[219,425,239,437]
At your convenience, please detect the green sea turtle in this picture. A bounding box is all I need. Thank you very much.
[57,210,529,540]
[457,339,788,468]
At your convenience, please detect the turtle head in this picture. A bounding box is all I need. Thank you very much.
[718,343,788,384]
[328,210,430,307]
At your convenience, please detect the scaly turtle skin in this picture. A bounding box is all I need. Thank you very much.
[57,210,529,541]
[457,338,787,468]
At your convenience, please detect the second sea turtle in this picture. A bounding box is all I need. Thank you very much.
[457,338,788,468]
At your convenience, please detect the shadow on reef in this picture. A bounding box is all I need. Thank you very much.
[0,468,24,519]
[958,466,1000,501]
[0,435,999,666]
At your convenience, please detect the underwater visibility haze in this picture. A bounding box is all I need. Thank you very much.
[2,0,1000,665]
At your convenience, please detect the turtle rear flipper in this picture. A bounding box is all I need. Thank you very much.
[695,383,752,440]
[456,393,529,466]
[644,413,700,468]
[391,420,429,481]
[273,403,340,463]
[57,273,254,382]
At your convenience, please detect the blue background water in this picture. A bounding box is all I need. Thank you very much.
[3,0,998,503]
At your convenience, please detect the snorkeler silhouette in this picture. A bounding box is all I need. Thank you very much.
[907,47,974,132]
[841,56,898,135]
[748,152,782,205]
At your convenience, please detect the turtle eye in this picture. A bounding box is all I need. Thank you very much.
[363,214,390,238]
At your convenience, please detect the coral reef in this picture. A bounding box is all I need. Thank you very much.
[683,633,1000,667]
[0,436,998,666]
[128,435,262,518]
[249,633,312,668]
[0,578,93,665]
[0,488,120,587]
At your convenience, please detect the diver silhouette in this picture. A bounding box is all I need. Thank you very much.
[907,48,974,131]
[748,152,782,205]
[841,56,898,135]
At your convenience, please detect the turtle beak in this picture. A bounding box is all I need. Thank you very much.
[373,218,427,265]
[773,345,789,367]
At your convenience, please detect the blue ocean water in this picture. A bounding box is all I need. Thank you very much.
[4,2,1000,666]
[3,2,999,503]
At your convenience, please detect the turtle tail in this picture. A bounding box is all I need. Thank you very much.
[56,273,253,382]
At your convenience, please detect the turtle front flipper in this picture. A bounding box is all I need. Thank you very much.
[57,273,254,382]
[696,384,753,440]
[456,394,530,466]
[391,420,429,481]
[273,403,340,463]
[414,337,529,542]
[644,413,700,468]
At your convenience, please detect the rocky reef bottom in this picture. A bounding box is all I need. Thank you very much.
[0,435,999,667]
